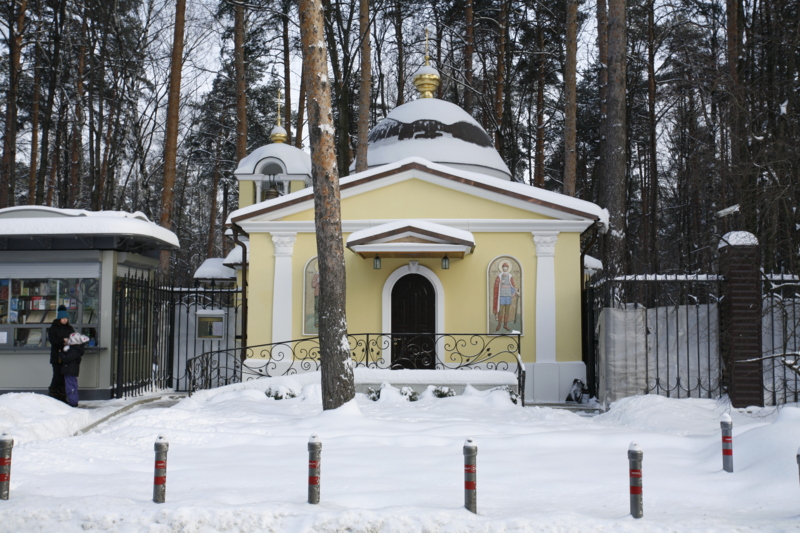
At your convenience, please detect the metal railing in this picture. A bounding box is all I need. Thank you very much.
[186,333,524,401]
[113,275,240,398]
[761,272,800,405]
[586,274,725,401]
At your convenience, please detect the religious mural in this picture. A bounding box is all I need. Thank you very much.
[487,256,522,334]
[303,257,320,335]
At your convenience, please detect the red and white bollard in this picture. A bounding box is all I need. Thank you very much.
[720,414,733,473]
[153,435,169,504]
[308,434,321,504]
[628,442,643,519]
[0,433,12,500]
[463,438,477,514]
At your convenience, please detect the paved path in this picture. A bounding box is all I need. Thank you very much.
[74,394,186,436]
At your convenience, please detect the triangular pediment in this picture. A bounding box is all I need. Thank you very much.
[229,158,606,229]
[346,220,475,258]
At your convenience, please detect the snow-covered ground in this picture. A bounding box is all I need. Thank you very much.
[1,374,799,532]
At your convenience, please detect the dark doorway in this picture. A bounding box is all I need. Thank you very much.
[391,274,436,369]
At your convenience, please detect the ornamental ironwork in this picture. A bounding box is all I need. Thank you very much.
[186,333,524,402]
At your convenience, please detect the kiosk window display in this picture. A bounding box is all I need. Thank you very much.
[0,278,99,348]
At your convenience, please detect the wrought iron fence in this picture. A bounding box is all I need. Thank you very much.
[186,333,524,401]
[586,274,725,402]
[113,276,240,398]
[113,275,174,398]
[761,272,800,405]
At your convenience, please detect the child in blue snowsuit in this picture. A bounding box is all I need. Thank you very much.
[62,333,90,407]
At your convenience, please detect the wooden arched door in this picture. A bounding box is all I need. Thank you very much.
[391,274,436,369]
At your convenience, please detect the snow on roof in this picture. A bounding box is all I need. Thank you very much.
[229,157,609,230]
[346,220,475,246]
[584,255,603,273]
[719,231,759,248]
[234,142,312,176]
[0,206,179,248]
[223,241,249,267]
[194,258,236,280]
[356,98,512,179]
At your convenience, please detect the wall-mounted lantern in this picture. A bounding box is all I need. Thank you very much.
[441,255,450,270]
[373,255,382,270]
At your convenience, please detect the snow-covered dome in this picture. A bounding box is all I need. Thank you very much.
[360,98,511,180]
[234,142,311,179]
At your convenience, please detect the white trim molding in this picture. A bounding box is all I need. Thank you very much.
[239,219,594,235]
[533,233,559,363]
[271,232,297,344]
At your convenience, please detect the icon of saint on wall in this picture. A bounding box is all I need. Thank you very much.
[488,256,522,333]
[303,257,319,335]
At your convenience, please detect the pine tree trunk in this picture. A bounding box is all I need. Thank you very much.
[355,0,371,173]
[493,0,507,151]
[595,0,609,192]
[645,0,658,272]
[1,0,27,207]
[603,0,627,277]
[36,0,67,205]
[298,0,355,411]
[27,60,40,204]
[68,12,87,208]
[234,1,247,161]
[394,0,404,106]
[534,7,545,188]
[563,0,578,196]
[159,0,186,275]
[295,61,306,149]
[282,10,292,144]
[464,0,474,113]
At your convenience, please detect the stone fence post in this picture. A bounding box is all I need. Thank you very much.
[719,232,763,408]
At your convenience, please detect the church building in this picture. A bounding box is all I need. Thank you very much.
[223,60,608,403]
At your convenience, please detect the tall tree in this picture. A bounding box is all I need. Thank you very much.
[159,0,186,275]
[299,0,355,410]
[602,0,627,275]
[355,0,371,172]
[563,0,578,196]
[464,0,474,114]
[0,0,28,207]
[234,0,247,162]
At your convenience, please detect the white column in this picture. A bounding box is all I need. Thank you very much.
[533,233,559,363]
[255,181,263,203]
[271,233,296,344]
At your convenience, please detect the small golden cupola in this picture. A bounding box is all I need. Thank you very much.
[413,30,440,98]
[233,89,313,207]
[270,90,288,144]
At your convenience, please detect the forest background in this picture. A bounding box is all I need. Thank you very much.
[0,0,797,283]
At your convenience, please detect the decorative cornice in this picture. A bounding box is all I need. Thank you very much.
[533,234,559,257]
[271,232,297,257]
[240,219,592,234]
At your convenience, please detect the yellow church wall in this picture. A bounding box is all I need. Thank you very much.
[554,233,582,362]
[282,231,542,363]
[280,179,551,222]
[246,233,275,349]
[244,227,586,365]
[239,181,255,210]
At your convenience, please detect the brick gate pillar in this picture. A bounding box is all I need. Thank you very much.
[719,232,763,407]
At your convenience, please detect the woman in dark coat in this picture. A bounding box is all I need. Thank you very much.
[47,305,74,403]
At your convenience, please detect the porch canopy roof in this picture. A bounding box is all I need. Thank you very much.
[346,219,475,259]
